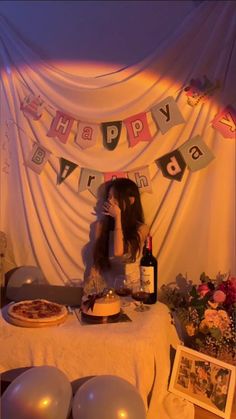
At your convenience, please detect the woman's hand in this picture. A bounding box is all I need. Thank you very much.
[102,200,124,256]
[102,201,121,219]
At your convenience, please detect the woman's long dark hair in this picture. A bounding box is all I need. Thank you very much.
[93,178,145,272]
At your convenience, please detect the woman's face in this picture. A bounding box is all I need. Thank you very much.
[107,185,135,210]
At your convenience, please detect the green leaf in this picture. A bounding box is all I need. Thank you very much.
[190,286,198,298]
[210,328,222,339]
[195,337,204,347]
[202,292,211,304]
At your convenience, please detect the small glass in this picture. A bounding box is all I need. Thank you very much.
[114,275,132,307]
[131,282,150,312]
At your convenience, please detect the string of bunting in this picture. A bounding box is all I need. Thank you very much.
[4,75,236,197]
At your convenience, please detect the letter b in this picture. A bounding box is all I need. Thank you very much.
[32,148,45,165]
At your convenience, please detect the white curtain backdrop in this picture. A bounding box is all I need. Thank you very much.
[0,1,235,286]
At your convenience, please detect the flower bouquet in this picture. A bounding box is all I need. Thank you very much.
[160,272,236,365]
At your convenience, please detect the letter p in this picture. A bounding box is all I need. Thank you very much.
[132,120,143,137]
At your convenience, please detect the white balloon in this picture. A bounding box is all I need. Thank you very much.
[1,366,72,419]
[72,375,146,419]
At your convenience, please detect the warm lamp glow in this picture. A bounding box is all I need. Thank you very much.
[53,60,121,77]
[117,409,128,418]
[25,278,33,284]
[38,397,52,409]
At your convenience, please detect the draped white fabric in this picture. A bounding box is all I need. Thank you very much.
[0,1,235,285]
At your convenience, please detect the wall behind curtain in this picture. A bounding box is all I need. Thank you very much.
[0,1,235,286]
[0,1,195,70]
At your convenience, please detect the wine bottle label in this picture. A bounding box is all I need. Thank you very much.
[140,266,154,293]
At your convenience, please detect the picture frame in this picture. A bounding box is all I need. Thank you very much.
[169,345,236,419]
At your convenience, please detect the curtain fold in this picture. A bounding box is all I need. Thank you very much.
[1,1,235,285]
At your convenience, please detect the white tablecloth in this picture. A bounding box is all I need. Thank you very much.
[0,301,194,419]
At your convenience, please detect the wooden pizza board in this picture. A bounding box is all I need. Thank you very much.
[6,313,68,328]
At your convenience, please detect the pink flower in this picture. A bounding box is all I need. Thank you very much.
[204,309,220,328]
[213,290,226,303]
[217,310,231,333]
[197,283,210,297]
[218,278,236,305]
[203,309,231,334]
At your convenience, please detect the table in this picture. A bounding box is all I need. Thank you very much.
[0,301,194,419]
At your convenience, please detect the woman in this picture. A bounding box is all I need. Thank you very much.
[211,369,229,411]
[84,178,149,293]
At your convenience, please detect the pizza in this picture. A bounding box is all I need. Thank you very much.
[7,299,68,326]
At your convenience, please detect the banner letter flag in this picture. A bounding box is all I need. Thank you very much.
[211,105,236,138]
[179,135,215,171]
[47,111,75,143]
[20,94,44,121]
[104,172,128,182]
[156,150,186,181]
[124,112,152,147]
[74,121,98,149]
[58,158,78,185]
[102,121,122,151]
[78,168,104,197]
[26,143,51,174]
[151,96,185,134]
[128,166,152,193]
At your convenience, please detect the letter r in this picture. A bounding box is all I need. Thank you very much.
[87,175,95,187]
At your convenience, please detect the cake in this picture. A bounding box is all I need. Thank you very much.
[81,291,121,317]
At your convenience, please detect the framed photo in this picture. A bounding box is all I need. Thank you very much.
[169,345,235,419]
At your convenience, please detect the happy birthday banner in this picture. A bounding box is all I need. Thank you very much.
[15,75,236,196]
[25,134,215,196]
[21,94,187,149]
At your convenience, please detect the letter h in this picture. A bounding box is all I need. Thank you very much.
[134,172,148,188]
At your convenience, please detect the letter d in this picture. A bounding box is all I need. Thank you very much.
[166,156,181,175]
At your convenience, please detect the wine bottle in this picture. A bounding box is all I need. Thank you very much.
[140,234,158,304]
